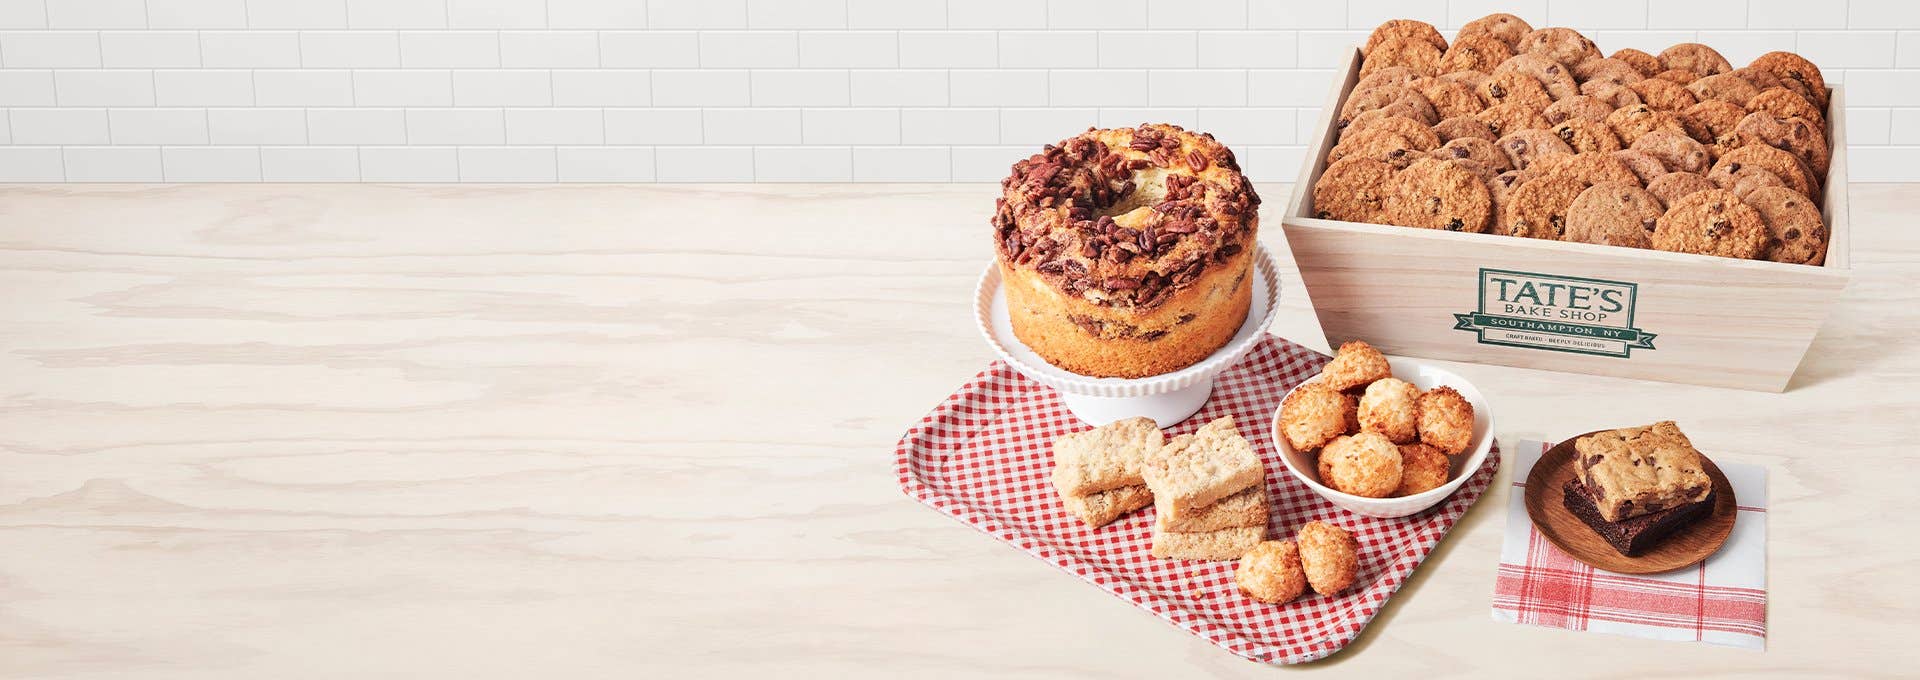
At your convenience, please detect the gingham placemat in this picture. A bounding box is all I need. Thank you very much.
[1492,439,1768,649]
[894,335,1500,664]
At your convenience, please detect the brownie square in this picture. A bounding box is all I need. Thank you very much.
[1562,478,1714,556]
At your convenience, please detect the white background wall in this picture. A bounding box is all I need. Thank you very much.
[0,0,1914,182]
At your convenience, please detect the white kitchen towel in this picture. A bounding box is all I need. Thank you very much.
[1490,439,1768,649]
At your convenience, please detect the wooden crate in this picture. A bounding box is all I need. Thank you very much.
[1279,48,1850,392]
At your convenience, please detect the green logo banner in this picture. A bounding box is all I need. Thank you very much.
[1454,268,1659,359]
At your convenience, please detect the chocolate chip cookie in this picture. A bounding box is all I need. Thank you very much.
[1610,48,1663,77]
[1499,129,1574,171]
[1652,188,1767,259]
[1544,95,1615,124]
[1733,111,1830,177]
[1364,19,1449,55]
[1439,35,1517,74]
[1552,118,1622,153]
[1458,13,1533,48]
[1534,151,1641,188]
[1475,71,1554,110]
[1729,166,1787,199]
[1572,57,1644,85]
[1741,186,1828,265]
[1646,171,1718,208]
[1340,85,1439,127]
[1630,129,1711,174]
[1432,136,1514,173]
[1363,37,1444,78]
[1653,68,1701,85]
[1658,43,1733,77]
[1477,101,1551,138]
[1749,51,1829,110]
[1610,149,1669,185]
[1414,77,1489,119]
[1708,144,1817,200]
[1502,174,1587,239]
[1432,115,1498,143]
[1677,99,1748,156]
[1519,27,1601,66]
[1328,128,1422,164]
[1627,77,1698,112]
[1580,81,1643,109]
[1354,65,1424,92]
[1605,104,1688,146]
[1495,53,1580,100]
[1748,87,1825,128]
[1341,110,1443,150]
[1487,170,1528,234]
[1731,66,1784,92]
[1686,73,1761,107]
[1564,182,1663,248]
[1387,158,1495,232]
[1314,157,1399,223]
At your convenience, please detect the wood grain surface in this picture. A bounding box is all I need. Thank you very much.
[0,183,1917,678]
[1524,433,1736,574]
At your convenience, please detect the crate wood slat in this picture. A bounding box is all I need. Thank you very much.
[1279,47,1850,392]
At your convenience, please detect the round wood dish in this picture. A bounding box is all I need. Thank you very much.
[1523,432,1736,574]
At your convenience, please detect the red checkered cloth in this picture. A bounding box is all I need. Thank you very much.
[1491,440,1768,649]
[895,336,1500,664]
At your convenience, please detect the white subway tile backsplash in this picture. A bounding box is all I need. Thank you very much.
[459,146,557,180]
[1900,32,1920,68]
[109,109,209,144]
[951,145,1026,180]
[446,0,547,29]
[900,31,997,68]
[47,0,147,29]
[148,0,245,28]
[749,0,847,29]
[308,108,407,144]
[853,146,950,180]
[348,0,449,29]
[1843,70,1920,106]
[1851,1,1920,30]
[0,0,46,29]
[1196,107,1295,145]
[699,31,799,68]
[1347,0,1445,28]
[850,70,948,106]
[1443,1,1543,29]
[1691,30,1794,65]
[751,70,851,106]
[1049,69,1149,106]
[1098,31,1197,68]
[163,146,262,181]
[1253,0,1345,29]
[0,70,55,105]
[1051,0,1149,30]
[155,69,254,106]
[799,31,899,68]
[400,31,501,67]
[1198,31,1297,68]
[1000,31,1099,68]
[600,31,699,67]
[754,146,853,181]
[902,108,1000,144]
[1148,0,1248,30]
[301,31,403,68]
[605,108,703,144]
[549,0,649,29]
[360,146,459,180]
[1097,107,1197,128]
[501,31,602,67]
[406,108,506,144]
[848,0,946,29]
[1000,107,1098,144]
[703,108,802,144]
[354,70,455,106]
[65,146,162,181]
[1796,31,1899,69]
[1249,69,1335,107]
[1749,0,1843,30]
[506,108,605,144]
[0,147,64,181]
[102,32,202,67]
[557,146,656,181]
[951,70,1048,106]
[1853,107,1894,144]
[651,0,749,30]
[1149,69,1246,106]
[1295,31,1367,68]
[247,0,347,29]
[1549,1,1651,31]
[552,70,652,106]
[2,31,103,67]
[1238,144,1304,182]
[950,0,1045,29]
[452,69,552,106]
[255,70,356,106]
[1646,0,1746,30]
[1588,31,1699,54]
[54,70,155,107]
[655,146,754,181]
[202,31,303,67]
[12,109,110,144]
[261,146,360,180]
[209,108,308,144]
[802,108,901,144]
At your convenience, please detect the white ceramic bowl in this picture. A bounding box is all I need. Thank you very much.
[974,246,1281,428]
[1270,357,1495,518]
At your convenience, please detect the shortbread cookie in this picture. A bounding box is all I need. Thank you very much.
[1686,72,1760,107]
[1432,115,1498,143]
[1630,129,1710,174]
[1544,95,1614,124]
[1646,171,1718,208]
[1610,149,1668,185]
[1236,540,1307,603]
[1652,189,1767,259]
[1062,484,1155,528]
[1552,118,1622,153]
[1564,182,1661,249]
[1395,443,1452,496]
[1518,27,1600,66]
[1158,484,1267,533]
[1416,386,1476,455]
[1279,382,1357,451]
[1387,158,1495,232]
[1364,19,1448,55]
[1610,48,1663,77]
[1659,43,1732,76]
[1313,156,1398,222]
[1296,521,1360,595]
[1318,432,1404,498]
[1458,13,1533,48]
[1152,523,1265,561]
[1741,186,1828,265]
[1321,340,1393,391]
[1499,129,1574,171]
[1052,416,1164,496]
[1749,51,1828,110]
[1142,416,1263,522]
[1439,34,1516,74]
[1363,37,1444,78]
[1358,377,1419,444]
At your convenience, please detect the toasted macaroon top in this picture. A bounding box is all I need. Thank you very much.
[993,123,1260,312]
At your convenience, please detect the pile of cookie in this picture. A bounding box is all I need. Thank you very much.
[1279,341,1475,498]
[1312,14,1831,266]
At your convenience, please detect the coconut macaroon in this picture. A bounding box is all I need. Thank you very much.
[1320,341,1393,391]
[1235,540,1308,604]
[1316,432,1404,498]
[1296,521,1360,595]
[1416,386,1476,455]
[1357,377,1419,443]
[1278,382,1357,451]
[1394,442,1452,496]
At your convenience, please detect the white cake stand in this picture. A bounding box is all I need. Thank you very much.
[974,245,1282,428]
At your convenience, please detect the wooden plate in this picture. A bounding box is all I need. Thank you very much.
[1523,432,1736,574]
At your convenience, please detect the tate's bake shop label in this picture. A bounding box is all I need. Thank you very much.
[1453,268,1657,358]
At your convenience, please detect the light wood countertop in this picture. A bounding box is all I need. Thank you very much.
[0,183,1916,678]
